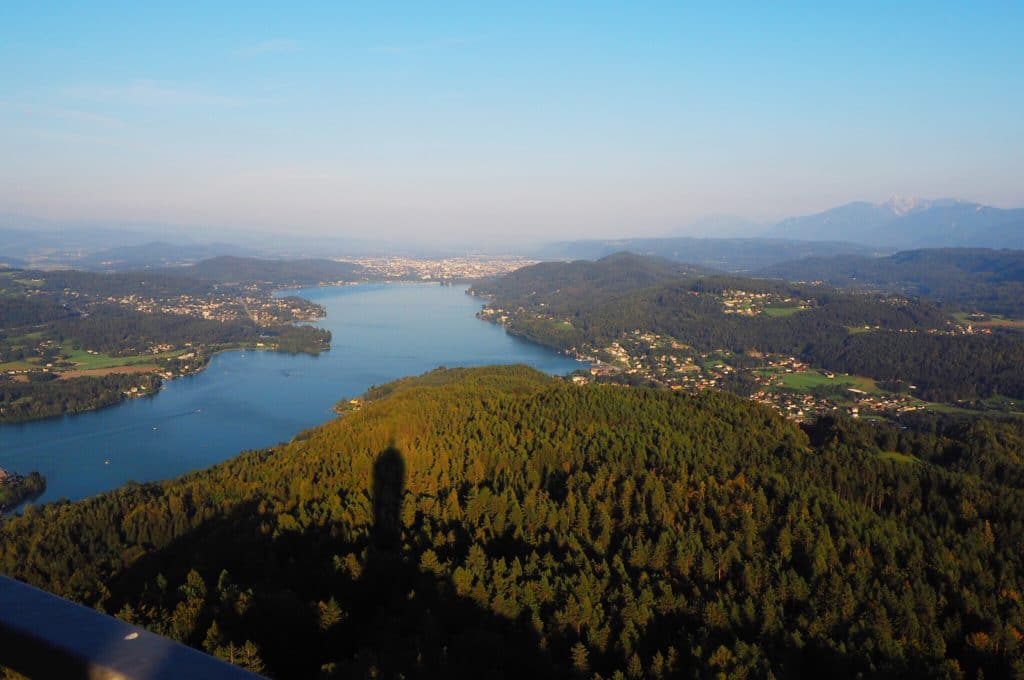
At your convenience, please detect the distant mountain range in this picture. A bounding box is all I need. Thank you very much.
[537,198,1023,266]
[764,197,1024,249]
[2,196,1020,268]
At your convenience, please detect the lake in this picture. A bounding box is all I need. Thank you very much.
[0,284,584,505]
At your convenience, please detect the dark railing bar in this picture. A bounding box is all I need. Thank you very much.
[0,575,263,679]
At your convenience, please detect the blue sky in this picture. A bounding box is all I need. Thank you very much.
[2,1,1022,242]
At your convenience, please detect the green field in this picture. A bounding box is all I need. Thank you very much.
[763,306,803,318]
[877,451,921,465]
[532,318,576,336]
[1,339,180,374]
[61,343,187,370]
[5,332,44,344]
[917,401,974,415]
[781,371,878,393]
[914,397,1024,418]
[0,360,37,372]
[952,312,1024,330]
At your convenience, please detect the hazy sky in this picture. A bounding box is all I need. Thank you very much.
[2,2,1022,242]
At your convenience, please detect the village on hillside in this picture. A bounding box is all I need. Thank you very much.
[479,300,1005,423]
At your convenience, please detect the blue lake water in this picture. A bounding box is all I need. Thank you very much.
[0,284,584,505]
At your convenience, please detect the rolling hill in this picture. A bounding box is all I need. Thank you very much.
[3,365,1024,677]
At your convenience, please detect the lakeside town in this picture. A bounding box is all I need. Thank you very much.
[1,282,327,381]
[102,291,325,325]
[0,268,340,422]
[477,296,1008,423]
[334,255,537,282]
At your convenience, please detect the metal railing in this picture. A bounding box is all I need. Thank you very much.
[0,576,263,679]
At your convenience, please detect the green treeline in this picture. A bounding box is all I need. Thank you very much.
[49,305,263,354]
[0,373,163,423]
[757,248,1024,316]
[802,331,1024,401]
[2,366,1022,677]
[0,297,72,327]
[44,305,330,357]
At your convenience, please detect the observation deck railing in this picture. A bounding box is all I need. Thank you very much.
[0,575,262,679]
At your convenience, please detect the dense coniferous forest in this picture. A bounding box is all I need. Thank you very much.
[0,297,72,327]
[2,366,1022,677]
[757,248,1024,316]
[472,254,1024,402]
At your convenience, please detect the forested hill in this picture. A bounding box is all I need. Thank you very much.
[472,254,1024,402]
[756,248,1024,316]
[36,268,219,297]
[472,252,709,306]
[3,365,1024,677]
[167,256,366,286]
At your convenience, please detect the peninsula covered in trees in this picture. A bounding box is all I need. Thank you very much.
[1,366,1022,677]
[0,468,45,512]
[0,265,332,423]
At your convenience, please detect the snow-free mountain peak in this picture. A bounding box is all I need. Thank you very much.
[766,197,1020,248]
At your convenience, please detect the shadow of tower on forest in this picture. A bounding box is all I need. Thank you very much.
[330,444,561,679]
[372,446,405,554]
[102,445,565,678]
